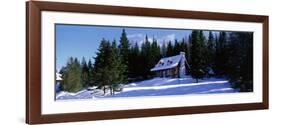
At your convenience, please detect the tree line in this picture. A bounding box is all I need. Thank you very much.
[189,30,253,92]
[59,29,253,94]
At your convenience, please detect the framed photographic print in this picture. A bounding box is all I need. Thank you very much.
[26,1,269,124]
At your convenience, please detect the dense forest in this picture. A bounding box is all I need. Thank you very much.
[59,29,253,95]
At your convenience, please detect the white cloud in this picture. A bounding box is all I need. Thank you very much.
[162,34,176,42]
[155,34,176,47]
[127,33,144,38]
[127,33,145,46]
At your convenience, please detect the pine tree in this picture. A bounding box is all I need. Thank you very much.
[93,39,127,95]
[227,32,253,92]
[166,41,174,57]
[190,30,207,82]
[107,40,127,94]
[119,29,130,74]
[161,42,167,57]
[59,66,67,75]
[179,38,186,52]
[92,38,111,94]
[141,35,152,78]
[61,57,83,92]
[173,39,181,54]
[81,57,89,87]
[87,60,95,86]
[214,31,228,76]
[150,37,161,69]
[206,31,215,76]
[186,35,192,64]
[128,42,141,79]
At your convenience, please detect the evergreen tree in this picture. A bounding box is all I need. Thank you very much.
[161,42,167,57]
[81,57,89,87]
[179,38,186,52]
[206,31,215,75]
[173,39,181,54]
[92,38,111,94]
[61,57,83,92]
[59,66,67,91]
[186,35,192,64]
[214,31,228,76]
[87,60,95,86]
[128,42,140,79]
[93,39,127,95]
[119,29,130,74]
[166,41,174,56]
[141,35,152,78]
[227,32,253,92]
[199,31,208,71]
[108,40,127,94]
[150,37,161,69]
[59,66,67,75]
[190,30,207,82]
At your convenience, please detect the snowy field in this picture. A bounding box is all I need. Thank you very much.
[56,77,238,100]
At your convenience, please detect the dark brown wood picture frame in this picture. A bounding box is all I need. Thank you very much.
[26,1,269,124]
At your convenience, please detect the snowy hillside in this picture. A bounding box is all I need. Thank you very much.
[56,77,238,100]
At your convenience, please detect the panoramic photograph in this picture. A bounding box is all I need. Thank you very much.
[55,24,253,100]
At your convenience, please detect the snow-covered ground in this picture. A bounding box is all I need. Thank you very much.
[56,77,238,100]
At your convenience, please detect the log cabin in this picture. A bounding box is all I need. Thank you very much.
[150,52,189,78]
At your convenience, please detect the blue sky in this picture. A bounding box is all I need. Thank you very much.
[56,24,194,71]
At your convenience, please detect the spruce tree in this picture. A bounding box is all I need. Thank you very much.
[108,40,127,94]
[128,42,141,79]
[93,39,128,95]
[166,41,174,57]
[93,38,111,94]
[227,32,253,92]
[81,57,89,87]
[173,39,181,54]
[119,29,130,74]
[87,60,95,86]
[150,37,161,69]
[185,36,192,65]
[214,31,228,76]
[141,35,152,78]
[206,31,215,76]
[61,57,83,92]
[190,30,207,82]
[59,66,67,75]
[161,42,167,57]
[179,38,186,52]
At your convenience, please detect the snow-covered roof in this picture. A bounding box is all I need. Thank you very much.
[56,72,62,81]
[151,52,185,71]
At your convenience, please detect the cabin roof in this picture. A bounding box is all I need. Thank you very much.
[150,53,185,72]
